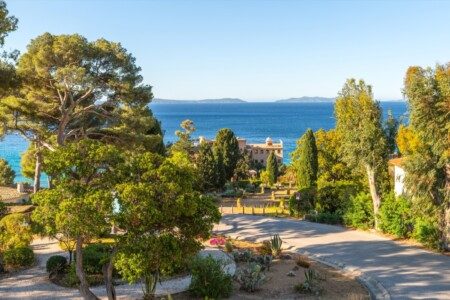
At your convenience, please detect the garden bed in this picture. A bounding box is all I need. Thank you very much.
[166,237,370,299]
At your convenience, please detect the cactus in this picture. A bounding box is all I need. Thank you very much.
[270,234,283,257]
[236,262,266,292]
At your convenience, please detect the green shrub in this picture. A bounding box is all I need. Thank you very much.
[0,213,33,251]
[3,246,34,268]
[288,187,315,216]
[0,201,7,218]
[236,262,266,292]
[82,243,111,274]
[343,192,374,229]
[315,181,359,214]
[224,241,233,253]
[189,255,233,299]
[46,255,67,274]
[306,211,342,224]
[379,193,413,238]
[63,263,80,287]
[412,217,442,250]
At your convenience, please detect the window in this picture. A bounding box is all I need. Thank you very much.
[266,150,269,154]
[260,159,263,163]
[277,149,281,154]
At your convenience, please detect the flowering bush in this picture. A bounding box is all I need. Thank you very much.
[209,237,226,246]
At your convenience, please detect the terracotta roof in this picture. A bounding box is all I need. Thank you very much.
[0,186,29,202]
[389,157,404,167]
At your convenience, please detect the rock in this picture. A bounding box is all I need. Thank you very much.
[281,254,292,260]
[286,271,296,277]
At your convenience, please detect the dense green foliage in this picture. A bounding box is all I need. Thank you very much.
[343,192,374,229]
[379,193,413,238]
[189,255,233,298]
[335,79,388,228]
[383,110,401,155]
[82,244,111,275]
[0,201,6,218]
[292,129,318,189]
[3,246,34,268]
[0,213,33,251]
[196,142,219,191]
[266,151,278,185]
[403,64,449,250]
[172,119,196,155]
[114,151,221,298]
[46,255,67,274]
[0,158,14,185]
[315,181,360,215]
[214,128,240,184]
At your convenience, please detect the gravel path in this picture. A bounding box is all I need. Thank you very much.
[215,214,450,299]
[0,238,235,300]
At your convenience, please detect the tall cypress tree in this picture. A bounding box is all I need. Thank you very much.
[266,151,278,185]
[213,128,240,183]
[292,129,318,189]
[196,142,219,192]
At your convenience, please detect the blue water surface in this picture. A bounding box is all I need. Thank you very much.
[0,102,408,183]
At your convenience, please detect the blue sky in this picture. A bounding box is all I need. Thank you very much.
[5,0,450,101]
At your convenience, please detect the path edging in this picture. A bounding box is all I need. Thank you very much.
[297,249,391,300]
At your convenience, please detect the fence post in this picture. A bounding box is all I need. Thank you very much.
[242,206,245,214]
[231,206,233,214]
[252,206,255,215]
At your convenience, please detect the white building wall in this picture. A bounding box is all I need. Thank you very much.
[394,166,406,197]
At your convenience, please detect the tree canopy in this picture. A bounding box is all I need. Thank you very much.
[291,129,318,190]
[113,151,221,298]
[0,158,14,185]
[213,128,239,185]
[334,79,388,227]
[266,151,278,185]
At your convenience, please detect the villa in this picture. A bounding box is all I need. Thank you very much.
[198,136,283,166]
[389,157,406,197]
[0,183,30,204]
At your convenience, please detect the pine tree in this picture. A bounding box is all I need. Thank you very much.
[196,142,218,192]
[291,129,318,190]
[0,158,14,185]
[266,151,278,185]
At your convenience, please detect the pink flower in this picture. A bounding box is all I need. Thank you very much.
[210,237,226,246]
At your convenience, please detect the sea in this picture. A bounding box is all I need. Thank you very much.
[0,101,408,184]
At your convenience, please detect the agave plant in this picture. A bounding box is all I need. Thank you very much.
[270,234,283,257]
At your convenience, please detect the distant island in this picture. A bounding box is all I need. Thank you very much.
[276,96,335,103]
[153,98,246,104]
[153,97,403,104]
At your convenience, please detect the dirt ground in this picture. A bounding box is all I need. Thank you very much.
[170,238,370,300]
[229,258,369,300]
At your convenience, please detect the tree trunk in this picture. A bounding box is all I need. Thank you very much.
[33,150,42,194]
[366,165,381,229]
[75,236,99,300]
[103,248,117,300]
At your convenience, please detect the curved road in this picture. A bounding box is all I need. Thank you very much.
[215,214,450,299]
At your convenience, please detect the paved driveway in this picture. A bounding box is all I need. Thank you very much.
[215,214,450,300]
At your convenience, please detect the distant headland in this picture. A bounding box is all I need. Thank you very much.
[153,97,404,104]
